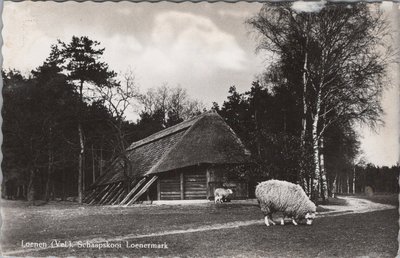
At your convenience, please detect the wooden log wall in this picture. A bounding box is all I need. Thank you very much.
[85,165,249,204]
[158,167,208,200]
[159,171,181,200]
[184,170,207,199]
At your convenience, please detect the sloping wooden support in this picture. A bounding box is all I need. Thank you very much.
[100,182,122,205]
[131,179,139,187]
[111,188,126,205]
[83,189,97,203]
[89,184,112,205]
[103,184,123,205]
[85,187,103,204]
[83,189,96,201]
[107,187,124,205]
[125,176,158,206]
[119,177,147,205]
[98,183,119,205]
[88,185,109,205]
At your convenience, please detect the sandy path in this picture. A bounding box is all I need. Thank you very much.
[3,196,396,256]
[318,196,396,217]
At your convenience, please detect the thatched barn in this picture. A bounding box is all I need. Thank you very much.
[84,112,252,205]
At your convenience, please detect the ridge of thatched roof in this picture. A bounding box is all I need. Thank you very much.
[93,111,251,186]
[127,114,201,151]
[145,112,251,175]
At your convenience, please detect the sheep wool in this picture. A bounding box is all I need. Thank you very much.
[214,188,233,203]
[255,180,316,225]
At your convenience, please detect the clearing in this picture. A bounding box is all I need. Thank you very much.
[1,194,398,257]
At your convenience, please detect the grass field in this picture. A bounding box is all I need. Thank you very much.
[1,194,398,257]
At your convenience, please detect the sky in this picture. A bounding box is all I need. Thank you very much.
[2,1,399,166]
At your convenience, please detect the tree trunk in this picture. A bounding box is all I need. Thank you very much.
[78,80,85,203]
[332,174,337,198]
[320,137,328,200]
[45,151,53,202]
[23,184,27,199]
[336,176,339,194]
[83,151,86,193]
[346,174,350,194]
[341,176,344,194]
[51,179,55,200]
[299,34,309,192]
[62,169,66,201]
[340,176,344,194]
[392,4,400,256]
[78,123,84,203]
[5,183,10,199]
[352,166,356,194]
[27,168,36,202]
[92,144,96,184]
[311,135,320,200]
[16,186,21,199]
[45,126,53,202]
[311,91,321,201]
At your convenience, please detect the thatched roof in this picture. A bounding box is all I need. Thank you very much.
[94,111,251,186]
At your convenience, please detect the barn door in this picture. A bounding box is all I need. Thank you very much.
[184,169,207,199]
[159,171,181,200]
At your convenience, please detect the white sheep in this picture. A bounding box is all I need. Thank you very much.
[255,180,316,226]
[214,188,233,203]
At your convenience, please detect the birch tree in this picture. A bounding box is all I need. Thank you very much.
[305,4,389,200]
[248,3,391,200]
